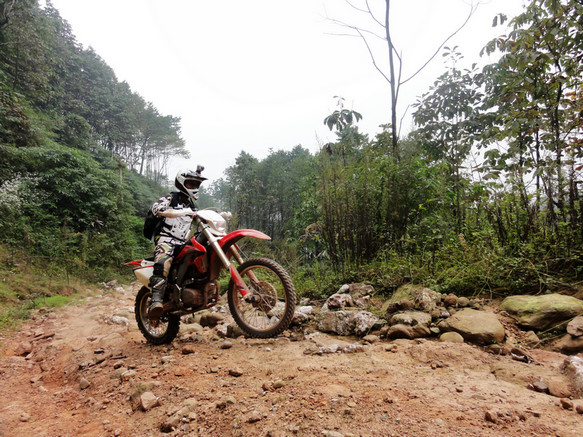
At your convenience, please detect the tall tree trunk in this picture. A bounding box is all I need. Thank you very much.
[384,0,399,160]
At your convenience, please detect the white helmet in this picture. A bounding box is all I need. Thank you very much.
[175,165,206,200]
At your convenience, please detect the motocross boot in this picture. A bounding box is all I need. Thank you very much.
[148,275,166,320]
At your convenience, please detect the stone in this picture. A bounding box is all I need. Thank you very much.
[342,343,365,353]
[226,323,245,338]
[296,305,314,316]
[325,293,354,310]
[500,294,583,331]
[317,310,356,336]
[348,283,374,299]
[79,377,91,390]
[140,392,159,411]
[120,370,137,381]
[15,342,33,356]
[547,378,572,398]
[564,356,583,396]
[457,297,470,308]
[484,410,498,423]
[412,287,441,311]
[353,311,379,336]
[181,323,203,334]
[220,341,233,349]
[161,414,181,432]
[363,334,379,344]
[110,316,129,326]
[553,334,583,354]
[438,309,505,345]
[273,380,285,389]
[439,332,464,343]
[387,284,441,313]
[322,431,344,437]
[199,311,225,327]
[355,296,371,308]
[567,315,583,337]
[292,306,314,325]
[389,311,432,327]
[182,345,197,355]
[161,398,198,432]
[229,367,243,377]
[560,398,573,410]
[523,331,541,347]
[246,410,262,423]
[576,404,583,414]
[443,294,458,307]
[531,381,548,393]
[387,323,431,340]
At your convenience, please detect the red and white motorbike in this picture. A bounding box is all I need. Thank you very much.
[126,209,296,344]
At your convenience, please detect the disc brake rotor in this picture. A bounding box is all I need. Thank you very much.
[251,281,277,313]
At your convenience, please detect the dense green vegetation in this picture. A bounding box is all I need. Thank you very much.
[0,0,582,327]
[211,0,583,296]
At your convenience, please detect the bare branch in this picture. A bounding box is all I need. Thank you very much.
[398,104,410,138]
[401,1,479,85]
[355,27,391,84]
[325,15,386,42]
[344,0,385,28]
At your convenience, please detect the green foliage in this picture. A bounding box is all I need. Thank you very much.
[0,1,180,286]
[0,243,85,330]
[212,146,315,242]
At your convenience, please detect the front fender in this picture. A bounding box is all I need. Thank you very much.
[209,229,271,279]
[219,229,271,250]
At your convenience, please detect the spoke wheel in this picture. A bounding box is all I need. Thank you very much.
[135,286,180,345]
[228,258,296,338]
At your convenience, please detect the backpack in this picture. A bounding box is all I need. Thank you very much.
[143,192,181,241]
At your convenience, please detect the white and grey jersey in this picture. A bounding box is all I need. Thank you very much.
[151,193,194,241]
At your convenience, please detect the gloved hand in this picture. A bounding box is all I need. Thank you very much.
[160,208,197,218]
[180,208,196,217]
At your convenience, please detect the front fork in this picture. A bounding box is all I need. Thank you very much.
[201,226,256,297]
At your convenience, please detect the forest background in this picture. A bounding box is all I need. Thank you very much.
[0,0,582,326]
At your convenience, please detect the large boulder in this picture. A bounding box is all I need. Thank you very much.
[438,309,505,345]
[389,311,432,328]
[500,294,583,331]
[353,311,380,336]
[386,323,431,340]
[387,284,441,312]
[318,310,356,336]
[317,310,379,337]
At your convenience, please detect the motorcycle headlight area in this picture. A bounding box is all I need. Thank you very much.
[197,210,228,235]
[210,217,227,234]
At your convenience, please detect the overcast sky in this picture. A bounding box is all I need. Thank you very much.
[48,0,526,184]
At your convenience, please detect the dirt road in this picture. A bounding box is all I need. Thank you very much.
[1,283,582,436]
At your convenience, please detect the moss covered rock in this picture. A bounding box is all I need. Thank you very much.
[500,294,583,331]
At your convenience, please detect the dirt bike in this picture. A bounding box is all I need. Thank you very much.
[126,209,296,344]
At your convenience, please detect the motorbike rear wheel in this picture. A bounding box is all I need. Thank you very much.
[227,258,296,338]
[135,286,180,345]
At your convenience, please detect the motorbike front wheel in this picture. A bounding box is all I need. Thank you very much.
[227,258,296,338]
[135,286,180,345]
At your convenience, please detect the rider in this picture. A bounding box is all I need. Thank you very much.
[148,166,206,319]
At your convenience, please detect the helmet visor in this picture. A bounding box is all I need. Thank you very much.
[184,179,202,190]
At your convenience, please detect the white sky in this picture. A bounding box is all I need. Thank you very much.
[47,0,526,184]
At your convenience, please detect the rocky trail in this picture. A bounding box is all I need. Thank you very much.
[1,282,583,437]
